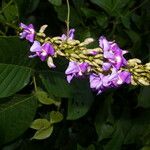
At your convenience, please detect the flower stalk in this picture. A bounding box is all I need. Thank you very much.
[19,23,150,94]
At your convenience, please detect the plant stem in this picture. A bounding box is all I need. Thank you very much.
[33,76,37,92]
[66,0,70,38]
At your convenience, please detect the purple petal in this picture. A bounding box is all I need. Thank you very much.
[122,57,127,66]
[61,34,67,40]
[67,74,74,83]
[102,62,111,71]
[118,71,131,84]
[103,51,114,59]
[39,55,46,61]
[90,74,102,89]
[30,41,41,52]
[99,36,110,51]
[79,62,89,72]
[19,23,27,29]
[42,43,55,56]
[122,50,128,55]
[65,62,79,75]
[89,51,99,55]
[69,29,75,39]
[26,33,35,42]
[28,24,34,29]
[20,31,27,39]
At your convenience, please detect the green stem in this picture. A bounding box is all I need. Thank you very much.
[66,0,70,38]
[33,76,37,92]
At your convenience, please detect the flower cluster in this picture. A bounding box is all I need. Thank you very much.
[99,36,127,70]
[89,36,131,94]
[19,23,150,94]
[19,23,56,68]
[90,69,131,94]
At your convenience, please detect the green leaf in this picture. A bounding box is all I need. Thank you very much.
[48,0,62,6]
[90,0,113,14]
[0,64,31,98]
[123,110,150,145]
[81,7,97,18]
[138,86,150,108]
[40,71,74,98]
[36,89,58,105]
[0,37,31,66]
[0,95,37,145]
[121,14,131,29]
[103,119,131,150]
[95,95,114,141]
[67,79,94,120]
[0,36,32,98]
[125,30,141,52]
[96,14,108,28]
[50,111,63,124]
[104,123,124,150]
[32,125,53,140]
[30,119,50,130]
[141,146,150,150]
[14,0,40,18]
[90,0,131,16]
[3,2,18,22]
[87,145,95,150]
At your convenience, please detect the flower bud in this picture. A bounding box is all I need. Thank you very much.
[39,25,48,33]
[94,54,103,58]
[145,62,150,70]
[70,53,80,59]
[131,77,138,85]
[79,54,87,59]
[79,38,94,46]
[138,77,150,86]
[94,59,103,65]
[57,50,65,56]
[128,58,141,66]
[67,39,80,45]
[47,57,56,68]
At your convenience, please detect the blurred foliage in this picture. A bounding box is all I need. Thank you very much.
[0,0,150,149]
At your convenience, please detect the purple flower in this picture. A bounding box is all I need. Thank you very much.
[99,36,128,70]
[114,70,131,85]
[61,29,75,40]
[29,41,55,61]
[89,68,131,94]
[65,61,89,83]
[19,23,35,42]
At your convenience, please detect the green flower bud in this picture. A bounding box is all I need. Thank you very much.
[57,50,65,56]
[145,62,150,70]
[79,38,94,46]
[70,53,80,59]
[39,25,48,33]
[79,54,87,59]
[138,77,150,86]
[128,58,141,66]
[47,57,55,68]
[94,59,103,65]
[67,39,80,45]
